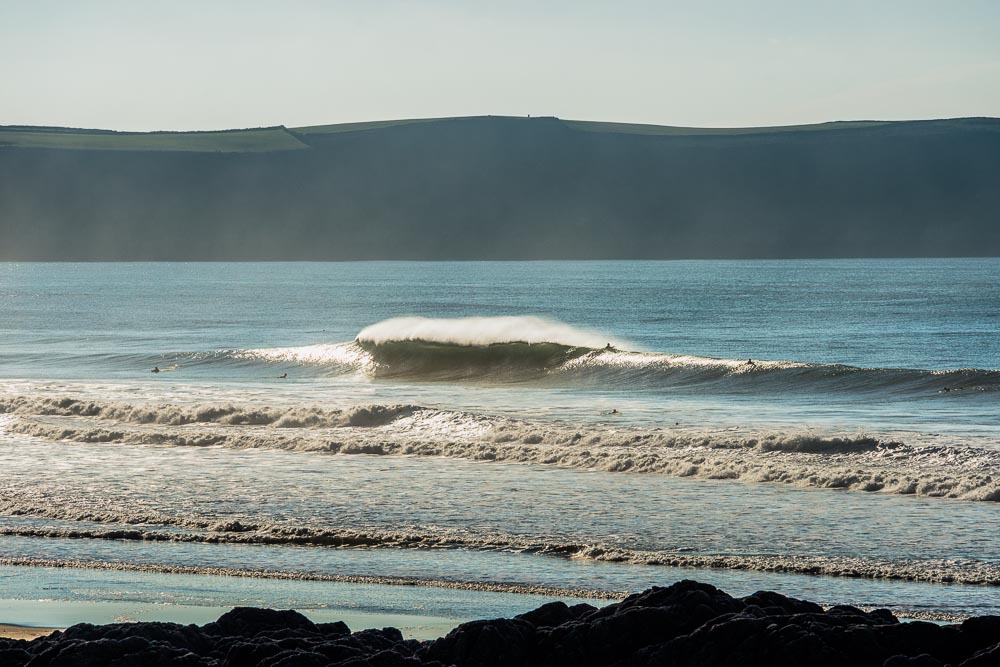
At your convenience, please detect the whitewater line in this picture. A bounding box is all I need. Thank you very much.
[1,523,999,588]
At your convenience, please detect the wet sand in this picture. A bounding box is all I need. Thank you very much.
[0,624,62,640]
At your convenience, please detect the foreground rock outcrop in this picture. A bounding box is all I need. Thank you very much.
[2,581,999,666]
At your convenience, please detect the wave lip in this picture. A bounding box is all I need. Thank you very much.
[356,316,621,349]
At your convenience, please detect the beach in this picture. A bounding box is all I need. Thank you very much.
[0,625,61,641]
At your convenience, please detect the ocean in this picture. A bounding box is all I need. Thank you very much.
[1,259,998,631]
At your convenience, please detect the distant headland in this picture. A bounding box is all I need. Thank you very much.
[1,115,998,260]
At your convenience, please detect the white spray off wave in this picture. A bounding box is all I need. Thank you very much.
[356,316,624,348]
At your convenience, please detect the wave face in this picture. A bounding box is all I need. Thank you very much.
[356,316,614,380]
[359,340,592,380]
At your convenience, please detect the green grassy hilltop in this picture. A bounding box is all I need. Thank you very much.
[0,125,308,152]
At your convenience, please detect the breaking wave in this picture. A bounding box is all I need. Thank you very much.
[240,316,618,381]
[0,396,420,429]
[356,316,619,348]
[4,395,1000,502]
[174,317,1000,395]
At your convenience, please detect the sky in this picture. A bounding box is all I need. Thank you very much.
[1,0,999,131]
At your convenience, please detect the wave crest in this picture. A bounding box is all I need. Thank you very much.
[356,316,620,349]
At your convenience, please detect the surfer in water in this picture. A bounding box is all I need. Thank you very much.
[745,358,755,366]
[151,366,160,373]
[277,373,287,379]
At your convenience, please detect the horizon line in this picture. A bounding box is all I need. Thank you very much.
[3,114,999,136]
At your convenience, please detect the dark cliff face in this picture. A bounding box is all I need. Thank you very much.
[2,116,999,260]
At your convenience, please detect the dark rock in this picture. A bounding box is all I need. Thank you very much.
[634,603,911,667]
[312,642,366,662]
[423,617,536,667]
[0,646,31,666]
[883,655,945,667]
[568,603,598,619]
[515,601,575,627]
[26,635,209,666]
[346,627,407,654]
[827,604,880,619]
[741,590,824,616]
[259,649,330,666]
[364,649,417,667]
[959,641,1000,667]
[534,581,745,667]
[879,621,968,665]
[58,620,212,655]
[222,639,287,666]
[870,609,900,625]
[317,620,353,637]
[203,607,318,637]
[959,616,1000,651]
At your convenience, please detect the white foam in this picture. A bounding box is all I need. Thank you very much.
[6,395,1000,502]
[237,342,371,366]
[356,316,623,349]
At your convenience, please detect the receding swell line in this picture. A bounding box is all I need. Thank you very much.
[0,556,618,600]
[1,522,997,587]
[0,557,968,622]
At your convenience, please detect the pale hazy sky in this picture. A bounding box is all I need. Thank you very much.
[2,0,999,131]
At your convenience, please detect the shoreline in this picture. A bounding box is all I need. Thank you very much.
[1,581,997,667]
[3,524,1000,588]
[0,556,620,600]
[0,559,978,624]
[0,597,463,641]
